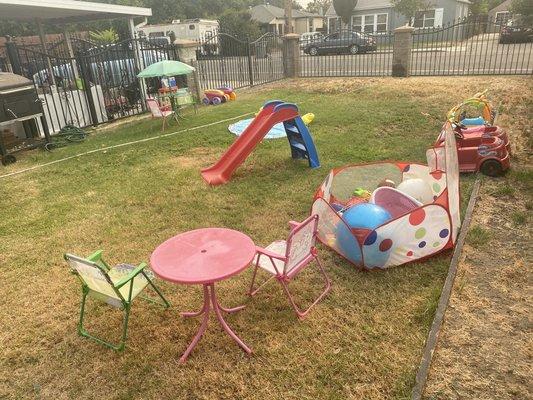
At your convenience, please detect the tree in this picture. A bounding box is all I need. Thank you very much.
[218,9,261,40]
[510,0,533,24]
[306,0,332,15]
[391,0,428,26]
[469,0,489,17]
[89,28,119,44]
[332,0,357,26]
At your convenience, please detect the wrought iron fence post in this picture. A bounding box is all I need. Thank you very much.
[246,38,254,86]
[392,25,415,77]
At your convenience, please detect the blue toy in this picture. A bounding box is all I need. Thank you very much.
[342,203,392,231]
[461,116,486,126]
[336,203,392,264]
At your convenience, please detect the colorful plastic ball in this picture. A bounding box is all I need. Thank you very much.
[336,221,363,264]
[397,178,433,204]
[342,203,392,231]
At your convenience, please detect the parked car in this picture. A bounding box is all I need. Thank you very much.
[303,31,376,56]
[300,32,324,50]
[499,19,533,44]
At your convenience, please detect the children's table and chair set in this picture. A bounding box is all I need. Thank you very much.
[65,215,331,362]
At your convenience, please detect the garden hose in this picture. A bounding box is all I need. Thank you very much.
[44,125,89,151]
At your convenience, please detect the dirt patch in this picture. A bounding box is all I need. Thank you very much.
[168,146,220,168]
[423,78,532,399]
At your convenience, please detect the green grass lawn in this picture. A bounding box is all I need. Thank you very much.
[0,76,527,400]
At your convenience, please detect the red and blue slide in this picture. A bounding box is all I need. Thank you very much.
[201,100,320,185]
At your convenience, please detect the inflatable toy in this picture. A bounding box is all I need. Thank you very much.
[396,178,433,204]
[343,203,392,231]
[311,122,461,270]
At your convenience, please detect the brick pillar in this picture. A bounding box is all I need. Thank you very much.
[174,39,202,102]
[282,33,300,78]
[392,25,415,77]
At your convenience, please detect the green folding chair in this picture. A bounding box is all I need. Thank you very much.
[64,251,170,351]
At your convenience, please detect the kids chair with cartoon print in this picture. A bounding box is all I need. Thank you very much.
[248,215,331,319]
[65,251,169,351]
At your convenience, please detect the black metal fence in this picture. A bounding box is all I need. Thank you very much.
[9,37,178,132]
[300,30,394,77]
[411,17,533,76]
[195,32,284,90]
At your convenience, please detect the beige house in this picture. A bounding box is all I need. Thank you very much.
[250,4,324,35]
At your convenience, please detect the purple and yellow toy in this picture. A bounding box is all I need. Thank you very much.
[202,86,237,105]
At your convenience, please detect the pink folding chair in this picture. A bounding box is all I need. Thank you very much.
[249,214,331,319]
[146,98,177,131]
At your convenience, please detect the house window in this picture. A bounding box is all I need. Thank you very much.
[414,10,435,28]
[351,13,388,33]
[376,14,388,32]
[495,11,510,25]
[352,15,362,32]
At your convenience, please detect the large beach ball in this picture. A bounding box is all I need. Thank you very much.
[397,178,433,204]
[336,221,363,264]
[336,203,392,265]
[343,203,392,230]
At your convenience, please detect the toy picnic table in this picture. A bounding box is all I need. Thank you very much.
[150,228,256,363]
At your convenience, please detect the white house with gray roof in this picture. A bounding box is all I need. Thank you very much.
[250,4,324,35]
[325,0,470,34]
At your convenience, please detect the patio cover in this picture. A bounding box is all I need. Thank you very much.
[0,0,151,23]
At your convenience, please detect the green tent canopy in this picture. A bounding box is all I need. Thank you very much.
[137,60,195,78]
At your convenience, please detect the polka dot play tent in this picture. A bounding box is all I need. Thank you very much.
[311,122,461,270]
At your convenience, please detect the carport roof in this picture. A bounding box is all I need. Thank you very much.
[0,0,151,23]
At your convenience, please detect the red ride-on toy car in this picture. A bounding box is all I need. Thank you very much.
[433,123,510,176]
[202,86,237,105]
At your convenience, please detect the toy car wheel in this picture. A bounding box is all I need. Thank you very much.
[202,98,210,105]
[229,92,237,101]
[1,154,16,166]
[480,159,504,177]
[212,97,222,105]
[308,46,318,56]
[348,45,359,55]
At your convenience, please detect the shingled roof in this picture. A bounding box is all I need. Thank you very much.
[250,4,320,24]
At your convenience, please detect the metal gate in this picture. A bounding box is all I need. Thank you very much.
[195,32,284,90]
[9,38,178,132]
[411,17,533,76]
[300,30,394,77]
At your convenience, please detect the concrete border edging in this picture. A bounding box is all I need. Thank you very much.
[411,177,482,400]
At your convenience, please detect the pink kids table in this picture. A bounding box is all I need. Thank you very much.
[150,228,256,363]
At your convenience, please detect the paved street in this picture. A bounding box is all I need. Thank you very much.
[300,36,533,76]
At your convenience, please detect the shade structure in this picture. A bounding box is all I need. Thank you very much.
[137,60,195,78]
